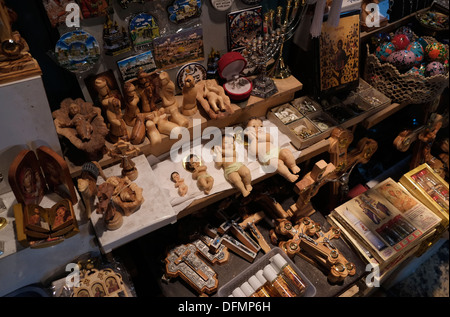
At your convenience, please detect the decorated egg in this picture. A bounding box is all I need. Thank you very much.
[407,41,425,65]
[395,26,414,42]
[406,65,425,76]
[375,42,395,62]
[371,32,391,47]
[392,34,410,50]
[425,61,446,76]
[387,50,416,70]
[425,42,448,62]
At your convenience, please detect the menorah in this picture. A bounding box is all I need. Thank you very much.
[241,0,304,98]
[268,0,305,79]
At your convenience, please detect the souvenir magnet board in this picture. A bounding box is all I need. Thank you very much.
[117,50,157,82]
[167,0,203,24]
[226,6,263,51]
[153,27,204,70]
[129,13,160,51]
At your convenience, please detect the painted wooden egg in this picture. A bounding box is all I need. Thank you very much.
[425,42,448,62]
[395,26,414,42]
[371,32,391,47]
[392,34,410,50]
[387,50,416,70]
[406,65,425,77]
[375,42,395,62]
[425,61,446,76]
[406,41,425,65]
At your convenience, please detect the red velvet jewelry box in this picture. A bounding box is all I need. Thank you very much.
[218,51,253,102]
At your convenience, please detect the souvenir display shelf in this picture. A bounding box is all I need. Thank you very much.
[64,75,304,178]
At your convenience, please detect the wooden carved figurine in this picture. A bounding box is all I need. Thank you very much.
[289,160,336,220]
[159,71,189,128]
[214,134,252,197]
[59,102,97,141]
[196,80,234,119]
[96,182,123,231]
[246,117,300,182]
[122,82,140,127]
[52,98,108,162]
[136,68,157,113]
[159,71,178,109]
[185,154,214,195]
[77,161,103,219]
[148,107,182,136]
[105,176,144,216]
[108,140,140,181]
[181,75,198,116]
[170,171,188,197]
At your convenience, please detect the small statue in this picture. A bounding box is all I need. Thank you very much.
[185,154,214,195]
[94,76,122,111]
[181,75,198,116]
[105,94,129,143]
[77,161,104,219]
[246,117,300,182]
[94,76,128,142]
[136,68,157,113]
[148,107,182,136]
[122,82,140,127]
[196,80,233,119]
[59,102,97,141]
[170,171,188,197]
[108,140,140,181]
[214,134,252,197]
[159,71,178,109]
[52,98,108,162]
[105,175,144,216]
[96,182,123,231]
[159,71,189,128]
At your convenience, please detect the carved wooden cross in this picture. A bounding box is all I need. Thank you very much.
[288,159,336,220]
[274,216,355,283]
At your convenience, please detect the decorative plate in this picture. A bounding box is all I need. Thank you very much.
[176,62,207,89]
[210,0,234,11]
[55,30,100,73]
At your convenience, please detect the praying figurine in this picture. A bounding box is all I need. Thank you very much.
[246,117,300,182]
[214,134,252,197]
[122,82,140,127]
[170,171,188,197]
[185,154,214,195]
[136,68,157,113]
[159,71,189,128]
[96,182,123,231]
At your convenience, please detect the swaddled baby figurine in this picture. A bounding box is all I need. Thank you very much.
[246,117,300,182]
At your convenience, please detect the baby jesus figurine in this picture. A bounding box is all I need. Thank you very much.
[246,117,300,182]
[214,134,252,197]
[170,171,188,197]
[185,154,214,195]
[60,102,97,141]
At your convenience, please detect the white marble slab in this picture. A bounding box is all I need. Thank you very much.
[90,154,176,253]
